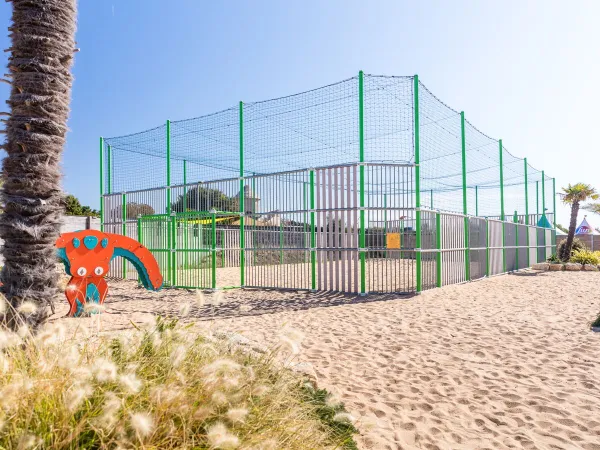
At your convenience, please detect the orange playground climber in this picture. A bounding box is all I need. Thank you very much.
[56,230,162,317]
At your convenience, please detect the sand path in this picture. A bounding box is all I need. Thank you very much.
[52,271,600,450]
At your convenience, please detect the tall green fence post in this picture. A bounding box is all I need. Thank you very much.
[414,74,422,292]
[475,185,479,217]
[552,177,557,253]
[542,170,546,256]
[170,214,176,287]
[122,193,127,278]
[524,159,529,225]
[183,160,187,209]
[359,71,366,295]
[183,160,188,269]
[499,139,506,273]
[100,137,104,232]
[166,120,171,213]
[541,171,546,220]
[436,211,442,287]
[514,210,519,269]
[165,120,173,283]
[460,112,470,280]
[310,169,316,291]
[485,217,490,277]
[211,211,217,289]
[303,181,308,263]
[239,101,245,287]
[107,144,112,194]
[430,189,433,209]
[524,158,530,266]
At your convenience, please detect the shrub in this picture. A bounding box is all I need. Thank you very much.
[570,249,600,265]
[557,237,587,259]
[547,253,560,263]
[592,313,600,328]
[0,316,357,449]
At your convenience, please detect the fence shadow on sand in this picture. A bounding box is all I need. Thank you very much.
[105,280,416,322]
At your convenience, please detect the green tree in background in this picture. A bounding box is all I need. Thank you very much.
[171,186,239,213]
[65,194,99,217]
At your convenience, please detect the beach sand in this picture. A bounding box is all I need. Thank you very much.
[52,271,600,450]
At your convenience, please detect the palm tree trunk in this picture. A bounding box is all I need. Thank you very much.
[0,0,77,328]
[561,201,580,261]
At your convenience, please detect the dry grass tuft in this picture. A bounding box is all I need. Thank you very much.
[0,316,357,449]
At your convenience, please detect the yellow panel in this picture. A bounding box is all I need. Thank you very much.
[387,232,401,249]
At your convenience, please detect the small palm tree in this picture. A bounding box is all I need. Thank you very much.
[0,0,77,329]
[559,183,599,261]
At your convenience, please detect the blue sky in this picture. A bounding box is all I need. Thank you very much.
[0,0,598,228]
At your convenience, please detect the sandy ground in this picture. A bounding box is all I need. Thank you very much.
[51,271,600,450]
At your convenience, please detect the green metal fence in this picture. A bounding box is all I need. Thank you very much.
[101,73,556,294]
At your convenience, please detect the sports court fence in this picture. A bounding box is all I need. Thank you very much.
[100,73,556,294]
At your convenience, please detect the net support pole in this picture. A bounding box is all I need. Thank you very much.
[170,214,176,286]
[524,158,530,266]
[310,169,316,291]
[542,170,546,213]
[436,211,442,287]
[514,210,519,270]
[183,160,188,269]
[430,189,433,209]
[485,217,490,277]
[183,160,187,208]
[499,139,506,273]
[414,74,422,293]
[359,71,366,295]
[542,170,546,254]
[211,211,217,289]
[552,177,557,253]
[166,120,171,213]
[122,193,127,278]
[460,112,470,280]
[475,186,479,217]
[107,144,112,194]
[239,101,245,287]
[99,137,104,232]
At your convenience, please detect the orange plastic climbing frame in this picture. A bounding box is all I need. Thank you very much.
[56,230,163,317]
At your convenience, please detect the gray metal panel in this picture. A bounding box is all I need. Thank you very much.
[537,228,545,263]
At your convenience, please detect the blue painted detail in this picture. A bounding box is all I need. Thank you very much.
[73,238,80,248]
[111,248,161,291]
[56,248,72,276]
[74,299,84,318]
[85,283,102,315]
[86,283,100,303]
[83,235,99,250]
[101,238,109,248]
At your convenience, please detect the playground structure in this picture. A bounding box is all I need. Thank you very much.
[100,73,556,294]
[56,230,163,316]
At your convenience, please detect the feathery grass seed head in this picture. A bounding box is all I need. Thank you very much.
[207,422,239,449]
[130,412,154,438]
[226,407,249,424]
[17,301,37,315]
